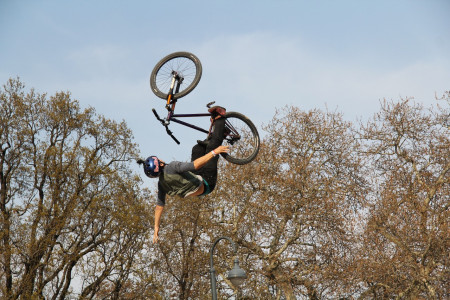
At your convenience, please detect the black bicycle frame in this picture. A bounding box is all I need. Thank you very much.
[169,112,210,135]
[164,74,211,135]
[156,73,234,144]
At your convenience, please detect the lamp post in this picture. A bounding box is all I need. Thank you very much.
[210,236,247,300]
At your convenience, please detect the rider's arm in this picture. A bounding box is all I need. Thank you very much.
[153,205,164,243]
[153,182,166,243]
[193,145,229,170]
[157,181,166,206]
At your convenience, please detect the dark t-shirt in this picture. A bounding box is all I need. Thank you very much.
[156,161,202,206]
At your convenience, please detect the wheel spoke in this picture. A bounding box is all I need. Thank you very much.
[224,114,259,164]
[150,52,202,100]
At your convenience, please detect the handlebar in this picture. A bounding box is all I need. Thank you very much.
[152,108,180,144]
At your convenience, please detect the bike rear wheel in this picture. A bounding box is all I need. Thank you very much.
[222,112,260,165]
[150,52,202,100]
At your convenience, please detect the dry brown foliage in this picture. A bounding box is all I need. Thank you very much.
[2,78,448,299]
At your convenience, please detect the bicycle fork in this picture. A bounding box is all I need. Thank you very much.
[165,72,183,111]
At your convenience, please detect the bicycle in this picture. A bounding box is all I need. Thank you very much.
[150,51,260,165]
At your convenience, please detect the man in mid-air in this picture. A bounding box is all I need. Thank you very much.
[138,106,228,243]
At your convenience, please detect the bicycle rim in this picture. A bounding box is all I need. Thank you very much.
[150,52,202,100]
[222,112,260,165]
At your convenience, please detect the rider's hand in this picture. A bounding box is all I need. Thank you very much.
[214,145,230,154]
[153,229,159,244]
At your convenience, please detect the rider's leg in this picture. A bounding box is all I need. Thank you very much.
[205,117,225,151]
[197,106,226,145]
[191,144,206,161]
[191,117,226,192]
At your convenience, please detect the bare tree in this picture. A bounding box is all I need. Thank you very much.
[131,97,447,299]
[212,106,366,299]
[0,78,154,299]
[137,97,448,299]
[146,195,217,300]
[355,96,449,299]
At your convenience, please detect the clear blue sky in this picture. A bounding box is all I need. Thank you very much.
[1,0,449,162]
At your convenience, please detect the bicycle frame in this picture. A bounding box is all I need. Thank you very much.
[168,112,210,135]
[165,72,211,134]
[154,71,244,147]
[150,51,259,164]
[152,72,215,144]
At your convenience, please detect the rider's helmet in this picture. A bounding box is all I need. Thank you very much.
[142,156,162,178]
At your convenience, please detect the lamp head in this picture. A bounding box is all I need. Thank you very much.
[227,258,247,287]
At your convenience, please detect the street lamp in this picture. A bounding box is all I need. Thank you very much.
[210,236,247,300]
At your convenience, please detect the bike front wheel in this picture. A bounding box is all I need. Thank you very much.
[222,112,260,165]
[150,52,202,100]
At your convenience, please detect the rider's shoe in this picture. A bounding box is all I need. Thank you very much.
[208,106,226,119]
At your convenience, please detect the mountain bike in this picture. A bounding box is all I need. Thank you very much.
[150,51,260,165]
